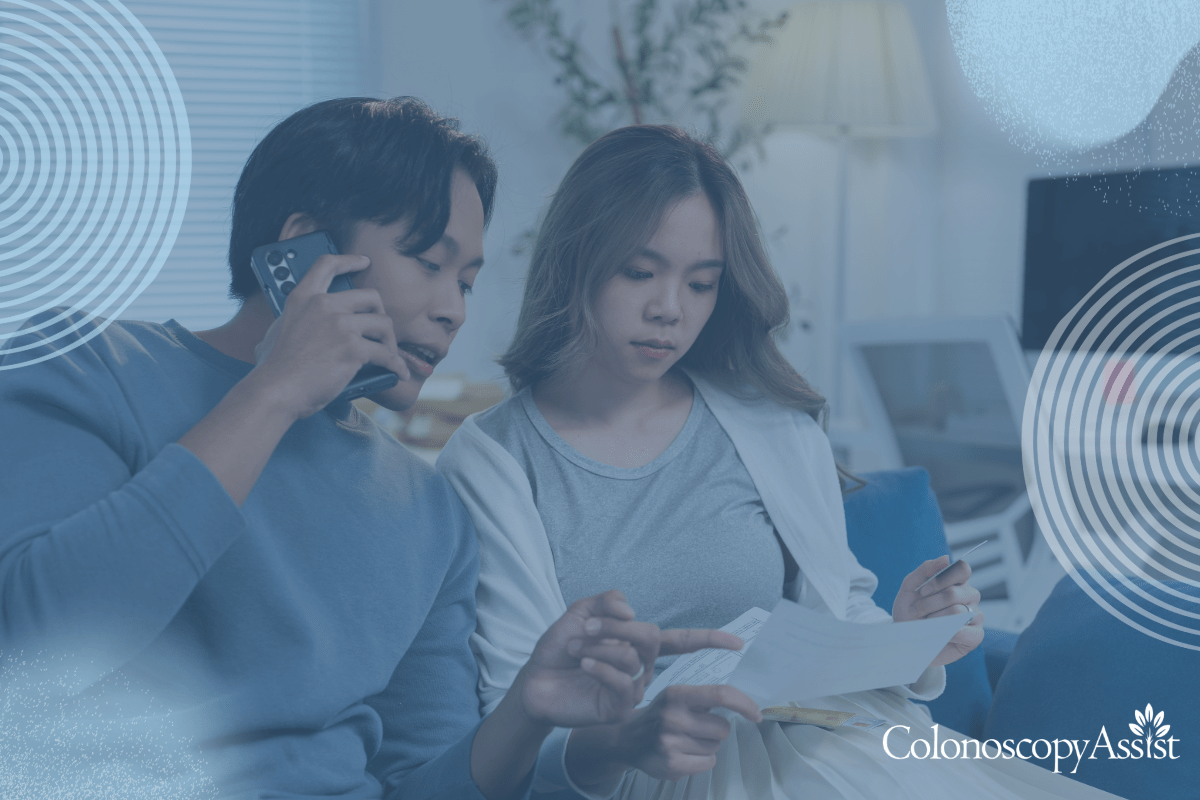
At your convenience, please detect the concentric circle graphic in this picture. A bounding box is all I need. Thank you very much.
[0,0,189,369]
[1025,233,1200,649]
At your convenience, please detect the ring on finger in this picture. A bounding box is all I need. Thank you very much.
[631,664,645,681]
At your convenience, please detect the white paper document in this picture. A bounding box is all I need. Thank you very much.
[639,607,769,707]
[639,601,971,708]
[728,600,972,706]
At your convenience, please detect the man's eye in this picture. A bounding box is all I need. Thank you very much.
[622,266,652,280]
[690,282,716,293]
[459,281,473,296]
[419,259,440,272]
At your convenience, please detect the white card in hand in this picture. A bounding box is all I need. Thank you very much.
[728,599,971,706]
[638,607,770,708]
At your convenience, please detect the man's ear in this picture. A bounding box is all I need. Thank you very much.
[277,212,320,241]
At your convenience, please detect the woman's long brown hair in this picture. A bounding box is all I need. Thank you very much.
[499,125,827,422]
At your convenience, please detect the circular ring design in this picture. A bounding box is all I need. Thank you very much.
[1025,233,1200,649]
[631,663,645,682]
[0,0,190,369]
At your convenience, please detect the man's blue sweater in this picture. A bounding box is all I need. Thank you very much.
[0,313,502,799]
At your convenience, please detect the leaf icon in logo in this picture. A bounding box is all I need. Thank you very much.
[1132,704,1172,750]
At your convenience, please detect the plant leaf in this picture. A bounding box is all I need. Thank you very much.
[1135,709,1146,726]
[1146,704,1155,723]
[1154,711,1164,727]
[1130,723,1144,736]
[1158,724,1170,737]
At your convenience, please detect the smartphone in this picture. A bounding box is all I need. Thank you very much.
[249,230,400,402]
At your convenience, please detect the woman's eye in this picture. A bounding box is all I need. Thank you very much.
[459,281,473,296]
[622,266,652,281]
[690,282,716,293]
[419,259,440,273]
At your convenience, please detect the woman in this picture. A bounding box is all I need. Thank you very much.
[437,125,1124,799]
[0,100,738,800]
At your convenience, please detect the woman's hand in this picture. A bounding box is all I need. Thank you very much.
[892,555,985,668]
[603,682,762,782]
[512,589,664,728]
[563,627,757,787]
[472,590,666,799]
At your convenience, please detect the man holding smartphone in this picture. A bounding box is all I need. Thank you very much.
[0,97,740,799]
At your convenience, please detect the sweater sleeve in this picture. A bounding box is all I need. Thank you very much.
[367,492,533,800]
[0,326,247,683]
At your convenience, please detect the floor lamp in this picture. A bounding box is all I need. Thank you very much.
[742,0,938,419]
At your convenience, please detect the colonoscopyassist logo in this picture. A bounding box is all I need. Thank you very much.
[882,704,1180,774]
[0,0,190,368]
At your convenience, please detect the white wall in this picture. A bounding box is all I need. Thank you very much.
[913,0,1039,322]
[377,0,1200,395]
[376,0,959,394]
[377,0,580,385]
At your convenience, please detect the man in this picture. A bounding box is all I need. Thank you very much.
[0,97,732,799]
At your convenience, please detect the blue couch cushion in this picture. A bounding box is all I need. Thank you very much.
[843,467,993,740]
[983,575,1200,799]
[981,628,1019,691]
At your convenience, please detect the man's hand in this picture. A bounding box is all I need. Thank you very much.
[892,555,984,668]
[180,253,411,507]
[249,253,409,420]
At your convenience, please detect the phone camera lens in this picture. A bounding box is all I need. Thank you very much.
[273,266,290,281]
[266,250,284,267]
[280,280,296,295]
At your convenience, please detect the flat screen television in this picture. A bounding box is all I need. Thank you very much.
[1022,166,1200,353]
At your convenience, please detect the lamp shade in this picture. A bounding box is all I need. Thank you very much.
[743,1,937,137]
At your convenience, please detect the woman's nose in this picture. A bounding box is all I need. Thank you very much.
[646,284,681,323]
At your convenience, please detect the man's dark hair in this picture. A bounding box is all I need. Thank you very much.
[227,96,498,302]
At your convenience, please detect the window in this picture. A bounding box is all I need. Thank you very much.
[118,0,379,329]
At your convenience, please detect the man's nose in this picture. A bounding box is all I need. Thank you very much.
[431,278,466,331]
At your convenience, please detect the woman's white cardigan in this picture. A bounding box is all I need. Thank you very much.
[436,373,945,788]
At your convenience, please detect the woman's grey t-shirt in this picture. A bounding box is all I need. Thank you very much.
[475,386,786,672]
